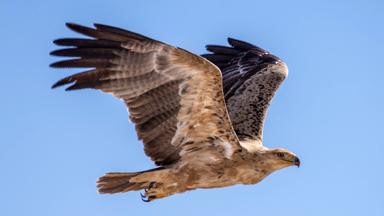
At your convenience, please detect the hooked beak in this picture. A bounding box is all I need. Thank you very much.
[294,157,301,167]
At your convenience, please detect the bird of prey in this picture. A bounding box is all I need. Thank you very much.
[51,23,300,202]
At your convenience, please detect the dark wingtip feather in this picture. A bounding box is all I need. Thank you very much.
[93,23,153,42]
[50,49,76,56]
[65,22,82,32]
[65,22,76,27]
[93,23,113,29]
[50,58,109,68]
[65,22,99,38]
[205,45,240,55]
[50,49,70,56]
[228,37,268,54]
[201,54,231,62]
[51,76,96,91]
[49,60,77,68]
[53,38,82,46]
[53,38,121,48]
[65,22,84,31]
[49,60,75,68]
[51,76,76,89]
[53,38,72,46]
[228,37,255,50]
[49,50,58,56]
[49,61,62,67]
[53,39,61,45]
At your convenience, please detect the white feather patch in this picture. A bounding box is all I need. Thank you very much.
[214,139,234,159]
[239,139,264,153]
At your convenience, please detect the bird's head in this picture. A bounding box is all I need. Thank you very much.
[261,148,300,171]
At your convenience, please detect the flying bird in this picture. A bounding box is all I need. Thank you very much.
[51,23,300,202]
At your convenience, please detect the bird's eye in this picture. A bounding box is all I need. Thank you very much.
[276,152,285,158]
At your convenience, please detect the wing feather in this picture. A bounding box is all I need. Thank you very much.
[202,38,288,147]
[51,23,241,165]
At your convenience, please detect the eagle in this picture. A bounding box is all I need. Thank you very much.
[51,23,300,202]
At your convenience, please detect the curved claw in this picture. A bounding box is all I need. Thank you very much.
[141,182,158,202]
[140,193,150,202]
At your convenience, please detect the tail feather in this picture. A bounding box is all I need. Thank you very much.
[97,172,143,194]
[96,167,165,194]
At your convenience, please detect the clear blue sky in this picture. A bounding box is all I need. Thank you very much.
[1,0,383,215]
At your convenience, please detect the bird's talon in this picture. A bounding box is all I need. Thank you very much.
[140,193,150,202]
[148,181,156,189]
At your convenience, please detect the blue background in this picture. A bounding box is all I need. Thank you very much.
[1,0,383,215]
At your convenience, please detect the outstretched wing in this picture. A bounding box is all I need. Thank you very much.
[202,38,288,148]
[51,23,241,165]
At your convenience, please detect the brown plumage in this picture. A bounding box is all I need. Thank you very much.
[51,23,300,202]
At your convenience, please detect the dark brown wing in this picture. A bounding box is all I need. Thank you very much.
[51,23,241,165]
[202,38,288,147]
